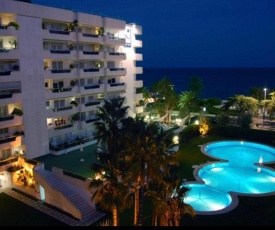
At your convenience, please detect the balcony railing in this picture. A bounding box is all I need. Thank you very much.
[85,117,100,123]
[0,71,11,76]
[50,50,71,54]
[54,124,73,130]
[85,101,101,107]
[51,87,72,93]
[0,136,16,144]
[53,106,73,112]
[49,30,70,35]
[82,51,99,55]
[0,115,14,122]
[109,68,125,71]
[82,33,99,38]
[84,84,100,90]
[110,83,125,87]
[83,68,100,72]
[51,69,71,73]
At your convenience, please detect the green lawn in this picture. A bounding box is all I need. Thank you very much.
[2,134,275,226]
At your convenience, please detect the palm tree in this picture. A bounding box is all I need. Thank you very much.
[145,176,196,226]
[121,116,178,226]
[88,161,133,226]
[152,77,178,124]
[93,97,130,162]
[178,91,198,124]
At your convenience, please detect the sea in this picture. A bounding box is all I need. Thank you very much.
[137,68,275,100]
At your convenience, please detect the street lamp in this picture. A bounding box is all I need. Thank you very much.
[263,88,267,127]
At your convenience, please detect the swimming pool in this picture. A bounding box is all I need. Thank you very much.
[183,141,275,214]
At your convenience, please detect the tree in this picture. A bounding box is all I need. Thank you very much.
[93,97,130,163]
[121,117,179,226]
[187,76,204,98]
[88,161,133,226]
[178,91,198,124]
[152,77,178,124]
[223,95,259,114]
[145,176,196,226]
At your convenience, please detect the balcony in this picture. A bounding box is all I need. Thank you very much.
[78,33,103,43]
[105,68,126,76]
[79,84,104,95]
[48,123,76,137]
[0,136,16,145]
[105,52,126,61]
[134,93,143,101]
[0,91,22,104]
[44,69,76,80]
[135,67,143,74]
[134,80,143,88]
[0,48,19,59]
[44,49,77,59]
[45,87,77,100]
[107,83,126,92]
[79,68,104,78]
[133,40,142,48]
[85,117,100,124]
[0,26,18,36]
[78,50,103,60]
[47,105,76,118]
[0,115,22,128]
[43,29,76,40]
[135,53,143,61]
[104,36,126,46]
[79,100,103,112]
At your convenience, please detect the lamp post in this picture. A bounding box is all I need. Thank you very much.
[263,88,267,127]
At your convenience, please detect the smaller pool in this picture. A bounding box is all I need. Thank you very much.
[183,183,232,212]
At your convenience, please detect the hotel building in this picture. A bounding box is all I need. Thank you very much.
[0,0,143,164]
[0,1,143,214]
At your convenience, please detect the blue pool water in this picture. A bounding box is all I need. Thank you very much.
[183,141,275,214]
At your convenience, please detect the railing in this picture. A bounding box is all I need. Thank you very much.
[51,69,71,73]
[83,68,100,72]
[0,157,18,167]
[0,71,11,76]
[54,124,73,130]
[82,33,98,38]
[84,85,100,90]
[50,50,70,54]
[49,30,70,35]
[0,136,16,144]
[82,51,99,55]
[109,52,125,56]
[0,115,14,122]
[53,106,73,112]
[109,68,125,71]
[110,83,125,87]
[49,137,94,151]
[85,117,100,123]
[85,101,101,107]
[51,87,72,93]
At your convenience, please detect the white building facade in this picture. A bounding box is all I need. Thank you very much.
[0,0,143,165]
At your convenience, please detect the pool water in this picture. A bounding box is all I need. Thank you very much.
[183,141,275,214]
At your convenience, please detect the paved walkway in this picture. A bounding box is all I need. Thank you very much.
[3,188,107,226]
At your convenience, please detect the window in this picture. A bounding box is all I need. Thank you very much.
[54,99,65,108]
[107,61,115,68]
[0,128,9,139]
[87,95,94,102]
[108,78,116,84]
[50,23,63,31]
[87,79,93,85]
[45,82,49,88]
[46,100,50,107]
[53,81,64,89]
[0,105,8,117]
[77,62,84,69]
[80,112,86,121]
[1,148,12,160]
[51,42,63,50]
[77,79,85,86]
[52,61,63,70]
[76,96,85,104]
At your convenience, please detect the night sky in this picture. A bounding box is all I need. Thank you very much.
[31,0,275,68]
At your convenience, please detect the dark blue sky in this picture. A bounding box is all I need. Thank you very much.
[32,0,275,68]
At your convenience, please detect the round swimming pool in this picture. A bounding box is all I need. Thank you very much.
[183,141,275,214]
